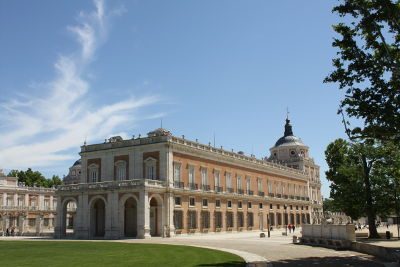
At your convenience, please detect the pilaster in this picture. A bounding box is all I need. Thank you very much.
[137,189,151,238]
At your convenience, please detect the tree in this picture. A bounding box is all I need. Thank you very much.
[325,139,397,238]
[324,0,400,142]
[7,169,63,188]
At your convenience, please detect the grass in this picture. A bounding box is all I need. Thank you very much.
[0,241,246,267]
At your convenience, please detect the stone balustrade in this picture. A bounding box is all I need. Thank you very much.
[58,179,166,192]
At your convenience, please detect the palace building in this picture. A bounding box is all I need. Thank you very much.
[0,170,57,236]
[55,118,323,239]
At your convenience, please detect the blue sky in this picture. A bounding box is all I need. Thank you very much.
[0,0,347,197]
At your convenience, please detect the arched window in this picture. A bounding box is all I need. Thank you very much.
[115,161,127,181]
[88,164,99,183]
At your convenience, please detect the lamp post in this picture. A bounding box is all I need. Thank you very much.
[267,213,270,238]
[284,204,288,235]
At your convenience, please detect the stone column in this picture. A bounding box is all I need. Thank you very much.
[2,192,7,206]
[164,192,175,237]
[197,210,201,232]
[137,190,150,238]
[210,209,215,232]
[25,194,29,207]
[105,191,119,239]
[14,193,18,207]
[222,211,226,232]
[233,212,237,231]
[75,193,89,239]
[18,215,25,236]
[54,195,64,238]
[35,214,43,236]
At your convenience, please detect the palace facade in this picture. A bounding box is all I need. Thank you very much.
[55,118,323,239]
[0,170,57,236]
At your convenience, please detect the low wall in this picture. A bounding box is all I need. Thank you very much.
[302,224,355,241]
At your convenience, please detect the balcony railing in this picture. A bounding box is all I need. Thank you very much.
[283,194,288,199]
[276,193,282,198]
[258,191,265,197]
[58,179,166,192]
[189,183,198,190]
[269,193,275,197]
[214,186,223,193]
[296,196,301,200]
[246,190,254,195]
[202,185,211,191]
[289,195,295,199]
[227,188,234,193]
[0,206,55,212]
[173,181,184,189]
[237,189,244,195]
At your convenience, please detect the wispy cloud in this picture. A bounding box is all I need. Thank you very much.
[0,0,159,169]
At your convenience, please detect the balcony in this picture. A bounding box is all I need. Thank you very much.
[289,195,295,199]
[201,185,211,191]
[189,183,198,190]
[173,181,184,189]
[58,179,166,192]
[269,193,275,197]
[214,186,223,193]
[246,190,254,195]
[258,191,265,197]
[296,196,301,200]
[227,188,234,193]
[237,189,244,195]
[283,194,288,199]
[276,193,282,198]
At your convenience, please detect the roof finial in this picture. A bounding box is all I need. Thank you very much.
[286,107,290,120]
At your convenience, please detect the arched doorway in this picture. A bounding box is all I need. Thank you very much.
[124,198,137,237]
[149,197,162,236]
[61,198,77,238]
[91,199,105,237]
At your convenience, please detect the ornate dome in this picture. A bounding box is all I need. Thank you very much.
[73,159,82,166]
[273,118,305,147]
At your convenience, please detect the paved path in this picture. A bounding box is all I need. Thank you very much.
[120,231,387,266]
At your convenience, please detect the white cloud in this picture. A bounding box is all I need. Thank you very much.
[0,0,160,170]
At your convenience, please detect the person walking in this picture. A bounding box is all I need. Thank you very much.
[293,225,296,233]
[6,228,9,237]
[11,227,15,237]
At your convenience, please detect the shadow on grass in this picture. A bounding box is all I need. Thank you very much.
[269,255,386,267]
[196,261,246,267]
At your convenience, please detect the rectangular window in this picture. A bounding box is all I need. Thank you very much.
[226,172,232,189]
[215,211,222,228]
[226,212,234,228]
[227,200,232,208]
[237,212,244,227]
[201,211,210,229]
[237,175,242,190]
[257,178,262,192]
[201,168,208,186]
[188,210,197,229]
[277,204,280,209]
[270,204,273,209]
[215,199,221,208]
[189,197,195,207]
[238,201,242,209]
[174,210,183,230]
[248,202,252,209]
[268,181,272,194]
[173,163,181,182]
[259,203,263,209]
[214,170,220,190]
[175,197,181,206]
[246,176,251,192]
[247,213,254,227]
[202,199,208,207]
[188,165,195,184]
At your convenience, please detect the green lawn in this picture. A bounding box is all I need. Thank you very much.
[0,241,245,267]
